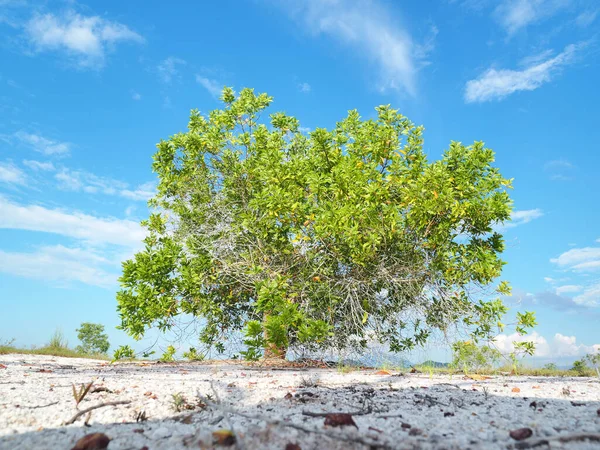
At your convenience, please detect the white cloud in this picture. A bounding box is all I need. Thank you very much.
[120,181,156,201]
[544,159,575,180]
[544,277,555,283]
[196,75,222,98]
[158,57,186,83]
[0,245,116,288]
[501,208,543,228]
[0,162,26,185]
[551,246,600,272]
[23,159,55,171]
[0,195,145,247]
[13,131,71,155]
[131,91,141,101]
[494,331,597,358]
[465,43,584,103]
[575,10,597,27]
[555,284,582,295]
[53,167,154,201]
[494,0,570,35]
[573,283,600,307]
[25,11,143,69]
[493,331,549,356]
[298,82,311,93]
[280,0,431,95]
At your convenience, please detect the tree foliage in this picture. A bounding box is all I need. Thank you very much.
[117,87,534,359]
[76,322,110,355]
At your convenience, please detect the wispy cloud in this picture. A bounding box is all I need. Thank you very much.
[157,57,186,83]
[25,11,144,69]
[0,162,27,185]
[131,90,141,101]
[0,195,145,247]
[551,246,600,272]
[494,0,570,35]
[544,159,575,181]
[120,181,156,201]
[572,283,600,307]
[277,0,434,95]
[23,159,55,171]
[501,208,544,228]
[298,81,311,93]
[53,167,154,201]
[555,284,582,295]
[0,245,117,288]
[465,43,584,103]
[0,196,147,288]
[196,75,222,98]
[12,131,71,155]
[575,9,598,27]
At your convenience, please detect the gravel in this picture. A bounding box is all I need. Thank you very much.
[1,354,599,449]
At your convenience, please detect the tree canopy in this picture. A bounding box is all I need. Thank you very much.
[117,87,534,360]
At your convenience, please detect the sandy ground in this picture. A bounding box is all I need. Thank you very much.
[1,354,600,449]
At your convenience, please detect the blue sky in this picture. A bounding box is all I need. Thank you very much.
[0,0,599,363]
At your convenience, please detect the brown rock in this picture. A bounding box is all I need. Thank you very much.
[285,444,302,450]
[509,427,533,441]
[323,413,358,428]
[71,433,110,450]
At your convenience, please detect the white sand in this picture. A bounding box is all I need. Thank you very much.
[1,354,599,449]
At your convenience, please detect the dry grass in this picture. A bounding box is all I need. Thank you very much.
[0,344,109,360]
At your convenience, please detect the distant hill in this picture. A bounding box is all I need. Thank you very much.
[417,360,451,368]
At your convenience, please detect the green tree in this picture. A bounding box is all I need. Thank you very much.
[117,87,535,360]
[76,323,110,355]
[451,341,501,372]
[571,359,588,376]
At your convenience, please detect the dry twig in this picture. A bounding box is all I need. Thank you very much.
[64,400,131,425]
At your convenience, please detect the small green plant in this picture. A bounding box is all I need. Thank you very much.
[160,345,177,362]
[113,345,136,361]
[75,323,110,355]
[182,347,204,361]
[571,359,588,376]
[585,352,600,378]
[543,363,558,371]
[47,329,68,349]
[171,392,187,412]
[170,392,206,412]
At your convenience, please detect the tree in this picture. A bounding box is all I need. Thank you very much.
[117,87,535,360]
[76,323,110,355]
[451,340,501,373]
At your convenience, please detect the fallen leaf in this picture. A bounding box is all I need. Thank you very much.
[466,374,492,381]
[71,432,110,450]
[0,364,7,369]
[401,423,411,429]
[324,413,357,428]
[532,386,541,389]
[38,369,53,373]
[212,429,236,446]
[509,427,533,441]
[284,392,293,400]
[511,387,521,393]
[375,370,392,375]
[143,391,152,397]
[409,428,423,436]
[285,444,301,450]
